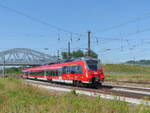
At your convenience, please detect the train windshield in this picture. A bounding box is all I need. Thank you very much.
[86,60,100,71]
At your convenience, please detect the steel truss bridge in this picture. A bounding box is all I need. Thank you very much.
[0,48,58,66]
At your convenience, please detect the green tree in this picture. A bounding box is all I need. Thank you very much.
[61,49,98,59]
[61,52,68,59]
[85,50,98,58]
[72,50,84,58]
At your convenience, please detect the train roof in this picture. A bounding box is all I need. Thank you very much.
[46,57,98,64]
[23,59,84,72]
[23,57,99,72]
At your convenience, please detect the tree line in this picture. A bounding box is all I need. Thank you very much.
[61,49,98,59]
[126,60,150,65]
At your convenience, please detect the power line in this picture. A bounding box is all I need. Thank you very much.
[93,25,150,42]
[1,2,150,58]
[122,27,150,38]
[99,39,150,54]
[95,12,150,33]
[0,3,83,36]
[3,2,150,43]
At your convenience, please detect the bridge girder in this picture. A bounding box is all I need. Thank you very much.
[0,48,58,66]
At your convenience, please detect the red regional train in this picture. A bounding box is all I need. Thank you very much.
[22,57,105,86]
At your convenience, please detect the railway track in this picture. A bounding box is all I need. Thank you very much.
[105,80,150,85]
[24,79,150,105]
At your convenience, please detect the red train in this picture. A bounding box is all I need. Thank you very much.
[22,57,105,86]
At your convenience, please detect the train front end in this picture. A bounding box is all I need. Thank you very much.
[85,58,104,85]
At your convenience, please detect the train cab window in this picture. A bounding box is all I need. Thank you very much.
[86,60,99,71]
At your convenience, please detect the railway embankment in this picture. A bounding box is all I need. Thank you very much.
[0,77,150,113]
[104,64,150,85]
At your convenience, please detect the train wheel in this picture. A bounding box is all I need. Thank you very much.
[73,81,82,87]
[73,80,76,86]
[93,83,102,89]
[98,83,102,86]
[47,79,52,82]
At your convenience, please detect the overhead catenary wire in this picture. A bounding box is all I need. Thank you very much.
[0,3,85,37]
[95,11,150,33]
[1,2,150,61]
[99,39,150,54]
[93,25,150,42]
[1,2,150,43]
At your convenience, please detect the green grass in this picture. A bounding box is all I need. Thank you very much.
[104,64,150,82]
[104,64,150,73]
[105,72,150,82]
[0,77,150,113]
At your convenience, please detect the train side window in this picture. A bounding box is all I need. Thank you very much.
[30,71,33,75]
[51,71,54,76]
[28,72,31,75]
[76,65,83,74]
[49,71,52,76]
[35,71,38,75]
[53,70,55,76]
[58,68,62,76]
[70,66,75,74]
[67,66,71,74]
[41,71,44,76]
[49,71,51,76]
[46,70,51,76]
[42,71,44,76]
[30,71,45,76]
[51,70,55,76]
[50,71,52,76]
[47,70,59,76]
[54,70,56,76]
[62,66,67,74]
[56,70,58,76]
[62,65,83,74]
[46,71,49,76]
[52,70,55,76]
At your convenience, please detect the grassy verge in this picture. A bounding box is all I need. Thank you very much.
[0,77,150,113]
[104,64,150,82]
[105,72,150,82]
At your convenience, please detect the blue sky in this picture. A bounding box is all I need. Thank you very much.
[0,0,150,63]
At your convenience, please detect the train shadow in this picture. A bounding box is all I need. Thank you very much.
[26,78,113,90]
[83,85,113,89]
